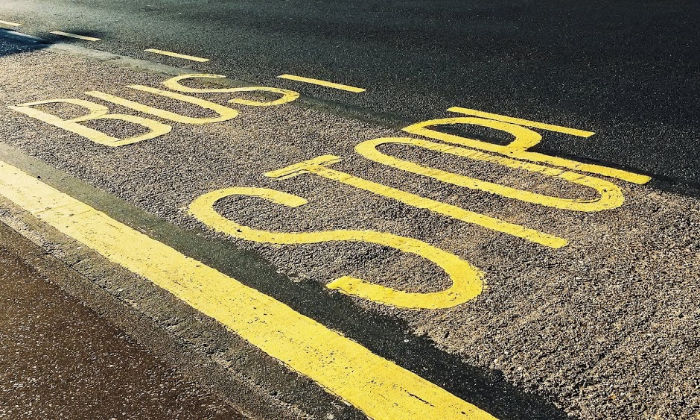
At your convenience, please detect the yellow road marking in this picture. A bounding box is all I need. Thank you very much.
[9,98,171,147]
[163,74,300,107]
[145,48,209,62]
[0,20,21,27]
[355,137,625,212]
[49,31,100,42]
[86,85,238,125]
[277,74,365,93]
[448,107,595,138]
[0,160,496,420]
[265,155,568,248]
[404,115,651,185]
[189,186,483,309]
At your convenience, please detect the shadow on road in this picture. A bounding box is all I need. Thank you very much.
[0,28,106,58]
[0,29,47,56]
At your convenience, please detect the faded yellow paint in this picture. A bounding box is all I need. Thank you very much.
[86,86,238,125]
[355,137,625,212]
[162,74,299,107]
[277,74,365,93]
[144,48,209,62]
[404,110,650,185]
[0,160,496,420]
[49,31,100,41]
[189,186,483,309]
[265,155,568,248]
[0,20,22,27]
[9,98,171,147]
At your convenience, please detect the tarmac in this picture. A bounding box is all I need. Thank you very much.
[0,29,697,419]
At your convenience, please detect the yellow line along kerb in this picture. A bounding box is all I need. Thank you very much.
[145,48,209,62]
[49,31,101,42]
[0,160,496,420]
[0,20,22,27]
[277,74,365,93]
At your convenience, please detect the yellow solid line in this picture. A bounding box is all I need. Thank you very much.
[145,48,209,62]
[50,31,100,42]
[277,74,365,93]
[0,20,22,27]
[0,160,496,420]
[448,106,595,138]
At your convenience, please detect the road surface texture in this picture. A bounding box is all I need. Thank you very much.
[1,0,698,190]
[0,1,697,419]
[0,223,245,419]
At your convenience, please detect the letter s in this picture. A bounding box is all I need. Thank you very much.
[189,186,484,310]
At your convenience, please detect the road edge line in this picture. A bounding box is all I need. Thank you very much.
[0,159,495,420]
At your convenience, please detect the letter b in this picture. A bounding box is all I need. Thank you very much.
[9,98,171,147]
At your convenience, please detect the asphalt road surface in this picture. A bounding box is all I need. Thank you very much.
[0,2,698,419]
[0,0,699,190]
[0,223,245,419]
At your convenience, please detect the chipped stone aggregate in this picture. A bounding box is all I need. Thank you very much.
[0,47,698,418]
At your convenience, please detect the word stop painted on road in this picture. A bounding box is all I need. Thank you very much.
[9,73,650,310]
